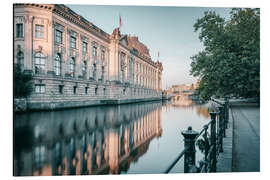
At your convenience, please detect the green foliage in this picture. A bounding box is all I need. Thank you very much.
[190,8,260,100]
[14,64,33,98]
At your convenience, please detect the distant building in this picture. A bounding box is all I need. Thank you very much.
[171,84,192,94]
[14,4,163,110]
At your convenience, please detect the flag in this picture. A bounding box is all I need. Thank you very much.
[158,51,160,59]
[119,14,123,28]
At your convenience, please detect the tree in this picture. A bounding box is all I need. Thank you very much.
[190,8,260,100]
[14,64,33,98]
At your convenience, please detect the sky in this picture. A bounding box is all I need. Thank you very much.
[67,4,231,89]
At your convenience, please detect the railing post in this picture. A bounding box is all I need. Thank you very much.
[181,126,199,173]
[222,103,226,137]
[203,125,209,162]
[209,112,218,172]
[224,97,229,129]
[217,106,224,153]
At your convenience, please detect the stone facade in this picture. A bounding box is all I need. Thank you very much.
[14,4,163,110]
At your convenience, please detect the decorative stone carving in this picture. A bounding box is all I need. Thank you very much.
[54,22,64,32]
[38,45,43,52]
[81,35,88,43]
[68,29,78,37]
[24,15,29,23]
[111,27,121,40]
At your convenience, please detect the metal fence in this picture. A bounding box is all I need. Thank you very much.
[165,97,229,173]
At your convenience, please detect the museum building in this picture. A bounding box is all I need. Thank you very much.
[14,4,163,110]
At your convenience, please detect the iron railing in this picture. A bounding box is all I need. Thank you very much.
[165,97,229,173]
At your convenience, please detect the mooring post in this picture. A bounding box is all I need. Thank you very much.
[217,106,224,152]
[209,111,218,172]
[181,126,199,173]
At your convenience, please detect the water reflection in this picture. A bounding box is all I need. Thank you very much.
[170,94,209,118]
[14,102,162,176]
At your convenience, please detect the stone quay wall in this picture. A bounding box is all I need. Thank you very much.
[27,76,162,111]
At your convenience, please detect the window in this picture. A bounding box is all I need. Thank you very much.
[95,87,98,95]
[82,61,87,77]
[35,84,45,93]
[92,45,97,58]
[101,66,104,80]
[85,87,88,95]
[93,63,96,79]
[73,86,77,94]
[101,50,105,61]
[70,57,75,77]
[54,54,61,76]
[103,88,106,95]
[82,61,87,73]
[35,24,44,38]
[70,36,76,49]
[82,42,88,53]
[34,145,46,168]
[17,51,24,68]
[55,30,62,44]
[16,23,23,38]
[34,52,45,74]
[59,85,64,94]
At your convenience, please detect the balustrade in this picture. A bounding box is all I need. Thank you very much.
[165,98,230,173]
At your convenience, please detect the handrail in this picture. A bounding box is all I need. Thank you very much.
[165,148,186,173]
[164,98,230,173]
[211,97,225,105]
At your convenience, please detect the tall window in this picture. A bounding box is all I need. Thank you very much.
[82,61,87,77]
[82,42,88,53]
[35,24,44,38]
[93,63,97,80]
[92,45,97,58]
[55,30,62,44]
[34,52,45,74]
[54,54,61,76]
[70,36,76,49]
[16,23,23,38]
[101,50,105,61]
[70,57,75,77]
[17,51,24,68]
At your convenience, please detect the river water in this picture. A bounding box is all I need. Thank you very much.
[14,97,210,176]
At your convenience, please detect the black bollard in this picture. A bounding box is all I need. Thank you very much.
[181,126,199,173]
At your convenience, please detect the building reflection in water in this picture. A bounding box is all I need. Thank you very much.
[14,102,162,176]
[169,94,209,118]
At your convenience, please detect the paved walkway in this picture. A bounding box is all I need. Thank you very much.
[217,101,260,172]
[231,104,260,172]
[216,107,233,172]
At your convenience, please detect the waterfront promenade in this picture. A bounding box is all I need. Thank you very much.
[217,100,260,172]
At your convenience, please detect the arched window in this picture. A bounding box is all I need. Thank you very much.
[17,51,24,68]
[70,57,75,77]
[54,54,61,76]
[34,52,45,74]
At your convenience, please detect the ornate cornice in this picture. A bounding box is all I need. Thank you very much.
[52,4,110,43]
